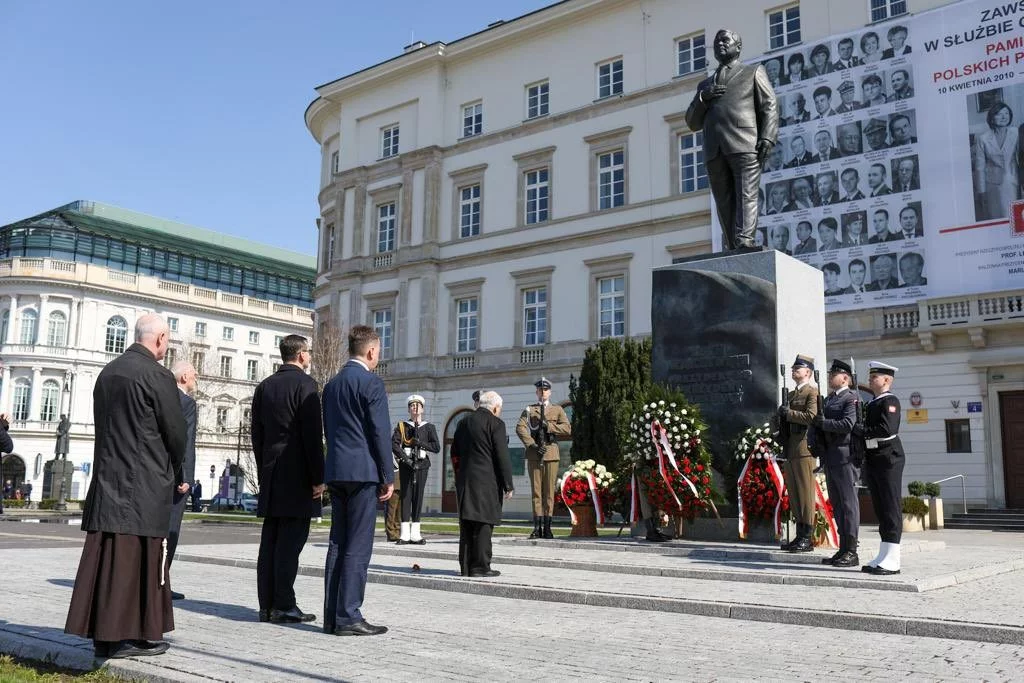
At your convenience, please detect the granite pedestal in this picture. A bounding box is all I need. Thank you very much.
[651,250,826,463]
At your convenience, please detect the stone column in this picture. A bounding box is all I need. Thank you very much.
[352,180,368,257]
[29,366,42,421]
[66,297,79,349]
[423,159,441,243]
[4,295,16,344]
[0,365,11,414]
[400,169,415,247]
[38,295,48,346]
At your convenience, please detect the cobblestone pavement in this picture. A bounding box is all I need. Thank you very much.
[1,547,1023,682]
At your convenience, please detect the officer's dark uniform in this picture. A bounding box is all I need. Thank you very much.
[861,361,904,575]
[811,359,861,567]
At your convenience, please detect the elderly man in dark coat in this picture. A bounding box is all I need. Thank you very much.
[65,314,186,659]
[810,359,861,568]
[252,334,325,625]
[166,361,197,600]
[452,390,514,577]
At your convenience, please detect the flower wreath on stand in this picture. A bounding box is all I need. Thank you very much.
[811,472,838,548]
[621,394,719,527]
[733,423,787,539]
[556,459,616,526]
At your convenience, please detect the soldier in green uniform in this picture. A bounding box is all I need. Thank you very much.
[515,377,571,539]
[779,354,820,553]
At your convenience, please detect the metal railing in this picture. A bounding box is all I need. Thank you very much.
[931,474,967,514]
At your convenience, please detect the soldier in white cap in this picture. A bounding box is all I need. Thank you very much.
[391,394,440,544]
[516,377,571,539]
[860,361,905,575]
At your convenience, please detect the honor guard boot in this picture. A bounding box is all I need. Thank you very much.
[398,521,412,545]
[542,516,554,539]
[832,536,860,568]
[789,525,814,553]
[823,536,845,564]
[781,523,803,551]
[645,518,669,543]
[529,517,542,539]
[410,522,426,545]
[865,541,900,575]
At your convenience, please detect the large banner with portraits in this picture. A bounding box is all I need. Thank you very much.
[713,0,1024,311]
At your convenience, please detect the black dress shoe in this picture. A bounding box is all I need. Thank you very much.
[170,590,185,600]
[269,606,317,623]
[822,549,843,565]
[107,640,169,658]
[412,538,426,545]
[468,569,501,577]
[396,539,411,545]
[788,537,814,553]
[864,565,900,575]
[645,533,669,542]
[258,609,270,623]
[94,641,112,658]
[333,620,388,636]
[861,564,877,573]
[831,551,860,568]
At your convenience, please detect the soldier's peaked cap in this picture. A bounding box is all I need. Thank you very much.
[868,361,898,376]
[838,80,855,93]
[534,377,552,389]
[791,354,815,371]
[864,118,887,134]
[828,359,852,375]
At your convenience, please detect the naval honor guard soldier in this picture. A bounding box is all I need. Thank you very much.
[778,355,820,553]
[811,359,861,567]
[516,377,571,539]
[391,395,440,545]
[860,361,905,575]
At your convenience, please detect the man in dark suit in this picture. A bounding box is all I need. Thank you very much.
[785,136,811,168]
[892,157,920,193]
[322,325,394,636]
[793,221,817,255]
[65,314,185,659]
[811,130,840,163]
[866,254,900,291]
[685,29,778,250]
[252,335,325,625]
[832,38,861,71]
[452,391,514,577]
[166,361,198,600]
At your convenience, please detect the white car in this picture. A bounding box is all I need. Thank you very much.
[239,494,258,513]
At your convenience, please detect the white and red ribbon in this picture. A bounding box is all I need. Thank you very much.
[560,473,579,526]
[560,469,607,527]
[628,469,641,524]
[649,420,722,522]
[737,440,786,539]
[813,481,840,548]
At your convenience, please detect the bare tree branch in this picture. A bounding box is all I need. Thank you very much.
[310,322,347,393]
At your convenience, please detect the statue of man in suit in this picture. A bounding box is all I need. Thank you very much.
[686,29,779,251]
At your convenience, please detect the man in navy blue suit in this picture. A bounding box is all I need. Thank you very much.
[322,325,395,636]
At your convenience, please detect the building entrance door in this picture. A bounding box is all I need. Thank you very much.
[999,391,1024,508]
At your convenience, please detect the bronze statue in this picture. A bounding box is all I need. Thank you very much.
[686,29,779,251]
[55,414,70,458]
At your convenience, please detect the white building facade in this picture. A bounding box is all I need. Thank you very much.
[0,201,315,504]
[306,0,1024,515]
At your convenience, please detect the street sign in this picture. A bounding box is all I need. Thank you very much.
[967,402,982,414]
[81,462,91,475]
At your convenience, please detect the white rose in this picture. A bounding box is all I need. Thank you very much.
[670,403,677,408]
[658,400,665,406]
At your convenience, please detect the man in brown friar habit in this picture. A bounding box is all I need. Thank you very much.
[391,394,440,544]
[65,314,186,659]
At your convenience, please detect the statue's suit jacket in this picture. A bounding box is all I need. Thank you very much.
[685,62,779,161]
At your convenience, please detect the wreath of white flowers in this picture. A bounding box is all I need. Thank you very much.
[733,423,782,461]
[623,400,702,466]
[556,459,616,490]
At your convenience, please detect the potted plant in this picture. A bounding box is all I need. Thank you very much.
[901,495,929,532]
[924,482,943,529]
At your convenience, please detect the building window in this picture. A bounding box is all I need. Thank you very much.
[246,359,259,382]
[18,309,38,345]
[459,184,481,238]
[372,309,393,359]
[945,419,972,453]
[167,317,179,332]
[677,33,707,76]
[524,168,550,225]
[220,355,233,379]
[381,124,400,158]
[249,331,259,345]
[870,0,907,22]
[768,4,801,50]
[330,150,339,174]
[192,351,206,373]
[222,326,234,341]
[377,203,396,254]
[526,81,549,119]
[195,321,207,338]
[597,58,623,98]
[323,222,336,269]
[40,379,60,423]
[462,102,483,138]
[272,362,281,373]
[598,150,625,210]
[679,132,709,193]
[12,379,31,422]
[523,287,547,346]
[456,297,478,353]
[216,406,230,433]
[243,407,252,425]
[46,311,67,347]
[598,276,626,338]
[0,310,8,344]
[105,315,128,354]
[164,347,177,369]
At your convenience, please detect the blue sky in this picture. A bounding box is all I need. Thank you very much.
[0,0,551,255]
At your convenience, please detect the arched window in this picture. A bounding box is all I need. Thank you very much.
[46,311,67,347]
[12,378,31,421]
[40,379,61,423]
[0,310,8,343]
[105,316,128,354]
[18,309,38,345]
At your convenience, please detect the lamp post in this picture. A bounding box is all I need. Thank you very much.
[209,464,215,505]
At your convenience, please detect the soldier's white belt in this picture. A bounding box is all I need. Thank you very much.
[865,434,898,450]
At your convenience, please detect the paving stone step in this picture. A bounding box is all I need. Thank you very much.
[945,520,1024,530]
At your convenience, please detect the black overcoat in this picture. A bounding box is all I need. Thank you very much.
[452,408,514,525]
[81,343,186,538]
[251,364,325,518]
[169,391,197,534]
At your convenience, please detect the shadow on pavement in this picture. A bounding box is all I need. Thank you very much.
[46,578,76,589]
[170,599,263,623]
